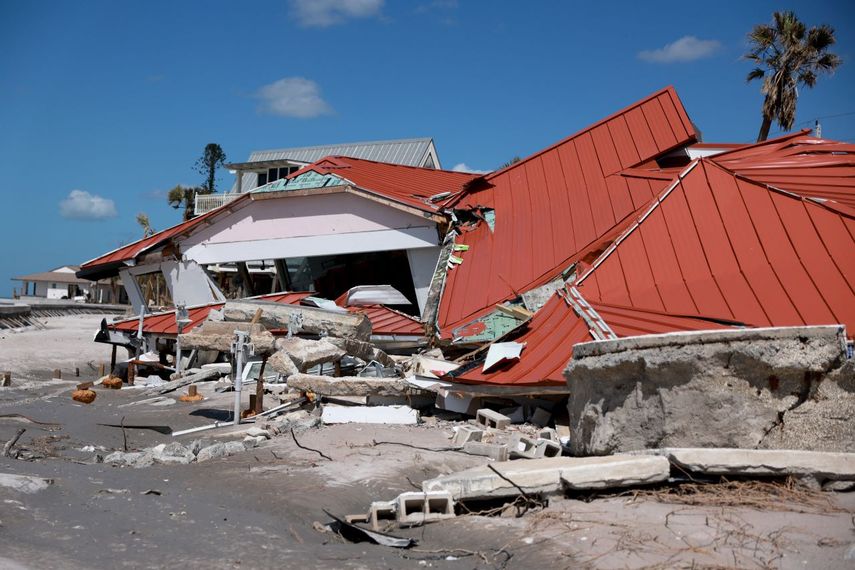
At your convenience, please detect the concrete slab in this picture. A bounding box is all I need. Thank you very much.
[650,448,855,482]
[423,455,671,500]
[321,405,419,425]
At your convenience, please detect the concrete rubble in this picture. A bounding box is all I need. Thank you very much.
[223,300,372,341]
[565,326,854,455]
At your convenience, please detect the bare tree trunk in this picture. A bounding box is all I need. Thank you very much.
[757,115,773,142]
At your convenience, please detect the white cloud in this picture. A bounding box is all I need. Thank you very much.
[452,162,491,174]
[638,36,721,63]
[59,190,117,220]
[255,77,333,118]
[290,0,384,28]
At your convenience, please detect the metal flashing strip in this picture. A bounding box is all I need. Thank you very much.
[577,160,700,285]
[557,285,617,341]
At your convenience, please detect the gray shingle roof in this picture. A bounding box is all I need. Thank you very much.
[230,138,437,192]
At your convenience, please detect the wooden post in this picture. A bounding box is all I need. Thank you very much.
[127,362,135,386]
[110,345,117,373]
[53,369,61,379]
[248,394,257,413]
[98,363,106,377]
[255,357,267,414]
[1,372,10,387]
[334,359,342,378]
[75,367,80,377]
[188,385,198,397]
[237,262,256,297]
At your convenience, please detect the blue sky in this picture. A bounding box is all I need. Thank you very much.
[1,0,853,297]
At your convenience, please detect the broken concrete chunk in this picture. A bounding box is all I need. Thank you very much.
[369,500,396,531]
[196,443,227,462]
[321,405,419,425]
[274,337,345,371]
[246,427,271,439]
[224,300,372,340]
[461,441,509,462]
[326,337,394,367]
[565,326,852,455]
[476,408,511,430]
[223,441,248,455]
[287,373,409,397]
[0,473,53,494]
[103,450,155,468]
[650,448,855,484]
[151,442,195,465]
[268,350,299,377]
[179,321,275,355]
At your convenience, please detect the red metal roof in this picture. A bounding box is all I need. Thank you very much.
[293,156,480,213]
[109,292,425,338]
[450,298,732,386]
[436,87,697,335]
[578,159,855,332]
[451,157,855,386]
[711,132,855,209]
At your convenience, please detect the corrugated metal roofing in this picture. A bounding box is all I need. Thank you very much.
[109,292,425,337]
[436,86,697,335]
[232,138,436,192]
[278,156,479,213]
[451,157,855,386]
[711,132,855,208]
[450,298,733,386]
[578,159,855,332]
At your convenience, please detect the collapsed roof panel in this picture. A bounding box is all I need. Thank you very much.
[711,133,855,209]
[450,156,855,387]
[436,87,698,335]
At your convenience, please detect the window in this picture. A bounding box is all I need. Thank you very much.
[257,166,299,188]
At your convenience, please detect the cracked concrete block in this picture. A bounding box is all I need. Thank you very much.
[462,441,509,462]
[565,326,852,455]
[536,438,562,458]
[537,428,559,442]
[179,321,275,355]
[451,425,483,447]
[509,433,538,459]
[103,450,155,468]
[476,408,511,430]
[274,337,345,371]
[395,492,455,527]
[223,441,248,455]
[246,427,271,439]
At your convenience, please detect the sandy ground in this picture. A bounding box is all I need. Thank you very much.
[1,316,854,569]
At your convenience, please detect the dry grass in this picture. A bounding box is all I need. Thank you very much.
[626,477,845,514]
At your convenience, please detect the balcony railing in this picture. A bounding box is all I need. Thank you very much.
[195,193,241,215]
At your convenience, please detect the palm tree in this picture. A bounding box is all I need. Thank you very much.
[745,11,841,142]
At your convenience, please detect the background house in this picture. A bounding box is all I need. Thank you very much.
[195,138,441,215]
[12,265,125,304]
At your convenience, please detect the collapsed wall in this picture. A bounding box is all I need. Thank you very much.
[564,326,854,456]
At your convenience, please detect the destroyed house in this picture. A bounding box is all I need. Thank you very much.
[78,156,478,327]
[432,132,855,385]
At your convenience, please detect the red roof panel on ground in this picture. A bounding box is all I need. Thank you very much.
[436,87,697,335]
